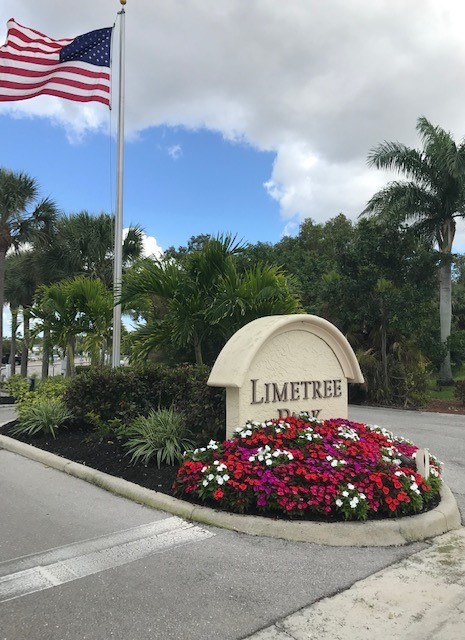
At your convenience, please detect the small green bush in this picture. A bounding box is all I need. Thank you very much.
[454,380,465,405]
[122,408,195,467]
[36,376,71,398]
[2,375,29,400]
[11,397,73,439]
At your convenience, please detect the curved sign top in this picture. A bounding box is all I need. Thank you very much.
[208,315,364,438]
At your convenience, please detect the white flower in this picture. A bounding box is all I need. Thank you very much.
[287,453,294,460]
[335,499,343,507]
[248,456,255,462]
[350,497,359,508]
[216,476,224,485]
[347,483,355,490]
[410,482,418,491]
[207,474,214,481]
[326,455,333,461]
[360,493,366,500]
[202,480,208,487]
[342,491,349,497]
[258,455,264,462]
[331,460,338,467]
[223,474,230,481]
[265,459,273,466]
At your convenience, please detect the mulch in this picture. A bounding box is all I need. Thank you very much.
[422,399,465,415]
[0,425,179,494]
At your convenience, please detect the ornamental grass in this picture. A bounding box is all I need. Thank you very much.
[174,415,442,521]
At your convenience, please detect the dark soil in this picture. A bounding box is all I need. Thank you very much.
[423,399,465,415]
[1,424,179,494]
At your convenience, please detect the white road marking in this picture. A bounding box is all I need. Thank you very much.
[0,517,214,603]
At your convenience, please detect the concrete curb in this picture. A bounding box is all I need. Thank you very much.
[0,433,461,546]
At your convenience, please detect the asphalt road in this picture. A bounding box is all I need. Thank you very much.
[0,405,463,640]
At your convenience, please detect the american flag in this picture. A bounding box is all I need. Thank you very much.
[0,19,112,106]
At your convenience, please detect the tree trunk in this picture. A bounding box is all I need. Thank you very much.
[437,219,455,384]
[10,308,18,376]
[439,259,453,383]
[42,328,50,379]
[193,334,203,366]
[65,336,76,377]
[380,316,388,391]
[20,308,30,378]
[0,248,5,369]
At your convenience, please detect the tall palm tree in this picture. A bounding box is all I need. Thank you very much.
[4,251,38,377]
[363,116,465,383]
[41,211,144,288]
[0,167,58,366]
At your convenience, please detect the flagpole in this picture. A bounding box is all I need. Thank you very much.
[112,0,126,367]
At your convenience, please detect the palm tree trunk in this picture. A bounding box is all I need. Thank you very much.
[193,334,203,366]
[20,308,30,378]
[439,259,453,383]
[10,308,18,376]
[0,248,5,369]
[65,336,76,377]
[42,328,50,378]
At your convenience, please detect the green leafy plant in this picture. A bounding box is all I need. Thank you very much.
[2,374,29,400]
[122,408,195,467]
[36,376,70,398]
[11,397,73,439]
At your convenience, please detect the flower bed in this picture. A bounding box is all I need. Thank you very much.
[174,415,442,521]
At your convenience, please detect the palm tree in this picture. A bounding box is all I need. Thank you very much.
[41,211,144,288]
[122,235,302,365]
[0,167,58,366]
[34,276,113,377]
[363,116,465,383]
[5,251,38,377]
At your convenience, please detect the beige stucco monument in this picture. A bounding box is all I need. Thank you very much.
[208,314,364,439]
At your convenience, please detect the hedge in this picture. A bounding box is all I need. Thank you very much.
[63,364,225,442]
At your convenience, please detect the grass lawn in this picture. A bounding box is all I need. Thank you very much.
[427,364,465,401]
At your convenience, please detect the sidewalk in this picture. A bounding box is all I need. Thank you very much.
[244,527,465,639]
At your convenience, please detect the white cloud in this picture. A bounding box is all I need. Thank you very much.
[167,144,182,160]
[141,233,163,259]
[123,228,163,259]
[3,1,465,240]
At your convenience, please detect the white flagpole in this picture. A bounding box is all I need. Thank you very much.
[112,0,126,367]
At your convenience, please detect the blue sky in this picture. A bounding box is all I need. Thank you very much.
[0,112,280,253]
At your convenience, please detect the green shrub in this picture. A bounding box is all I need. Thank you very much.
[64,367,151,428]
[11,397,73,439]
[36,376,70,399]
[455,380,465,405]
[357,343,430,408]
[63,364,225,441]
[122,408,195,467]
[2,375,29,400]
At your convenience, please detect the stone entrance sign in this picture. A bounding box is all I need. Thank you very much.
[208,315,364,438]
